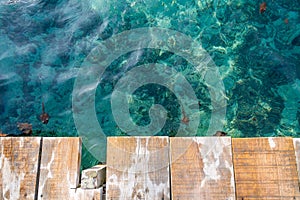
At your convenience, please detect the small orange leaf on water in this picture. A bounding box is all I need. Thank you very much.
[259,2,267,14]
[284,18,289,24]
[0,133,8,137]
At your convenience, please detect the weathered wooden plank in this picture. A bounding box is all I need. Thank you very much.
[106,136,170,200]
[293,138,300,182]
[170,137,235,199]
[81,164,106,189]
[37,137,81,200]
[70,187,103,200]
[232,137,300,199]
[0,137,41,200]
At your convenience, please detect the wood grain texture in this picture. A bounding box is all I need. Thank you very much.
[232,137,300,199]
[0,137,41,200]
[293,138,300,185]
[37,137,81,200]
[106,136,170,200]
[170,137,235,200]
[70,187,103,200]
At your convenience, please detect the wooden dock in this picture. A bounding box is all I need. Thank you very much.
[1,136,300,199]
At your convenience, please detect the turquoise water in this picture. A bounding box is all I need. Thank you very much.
[0,0,299,167]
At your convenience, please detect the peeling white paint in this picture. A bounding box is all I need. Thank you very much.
[39,151,55,193]
[201,157,220,187]
[0,140,3,167]
[27,193,35,199]
[293,139,300,172]
[69,169,79,188]
[107,173,118,183]
[226,197,235,200]
[195,138,222,187]
[108,137,169,199]
[0,138,42,200]
[225,160,235,190]
[268,138,276,149]
[2,157,25,200]
[19,137,24,148]
[193,137,235,199]
[44,151,55,178]
[69,187,103,200]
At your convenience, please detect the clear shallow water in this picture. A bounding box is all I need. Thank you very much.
[0,0,299,167]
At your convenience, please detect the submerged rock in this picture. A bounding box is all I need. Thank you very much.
[213,131,227,136]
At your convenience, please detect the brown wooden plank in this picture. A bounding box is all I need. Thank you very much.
[106,136,170,200]
[232,137,300,199]
[0,137,41,200]
[170,137,235,199]
[37,137,81,200]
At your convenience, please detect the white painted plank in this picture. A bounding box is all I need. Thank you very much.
[106,136,170,200]
[170,137,235,199]
[37,137,81,200]
[0,137,41,200]
[70,187,103,200]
